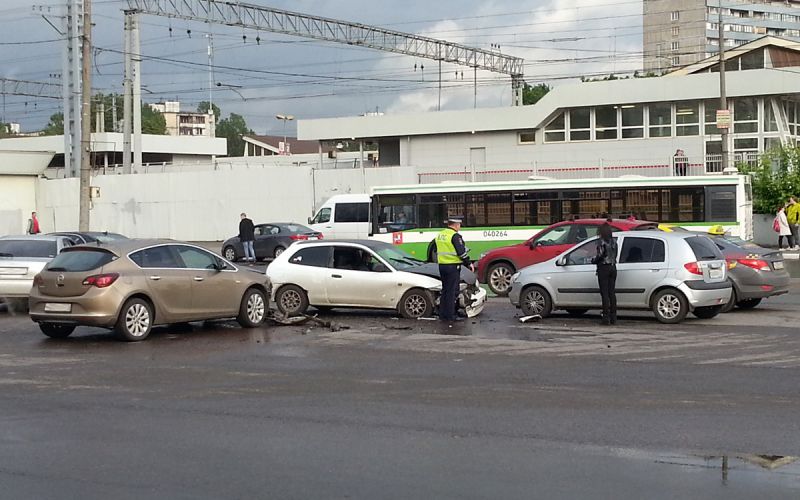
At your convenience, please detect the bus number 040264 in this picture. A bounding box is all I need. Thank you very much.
[482,230,508,238]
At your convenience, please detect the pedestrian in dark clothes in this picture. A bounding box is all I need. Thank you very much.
[592,223,618,325]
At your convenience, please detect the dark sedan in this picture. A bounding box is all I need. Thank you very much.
[710,234,790,312]
[48,231,128,245]
[221,223,322,262]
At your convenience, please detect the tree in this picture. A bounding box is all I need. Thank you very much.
[522,83,551,106]
[141,104,167,135]
[196,101,221,118]
[739,146,800,214]
[91,93,124,132]
[216,112,252,156]
[42,113,64,135]
[0,123,14,138]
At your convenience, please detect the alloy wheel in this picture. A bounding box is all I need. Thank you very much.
[247,292,266,323]
[404,293,427,317]
[489,266,513,294]
[657,294,681,320]
[523,289,546,315]
[280,289,302,313]
[125,303,151,337]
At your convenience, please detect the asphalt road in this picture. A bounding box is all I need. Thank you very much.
[2,284,800,499]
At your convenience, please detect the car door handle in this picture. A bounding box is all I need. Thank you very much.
[149,276,161,281]
[193,277,205,282]
[650,269,660,272]
[331,274,342,279]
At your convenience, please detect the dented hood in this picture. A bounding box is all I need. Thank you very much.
[404,263,478,285]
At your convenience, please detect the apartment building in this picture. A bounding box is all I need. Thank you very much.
[644,0,800,73]
[149,101,216,137]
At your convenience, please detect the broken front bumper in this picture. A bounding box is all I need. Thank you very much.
[460,285,488,318]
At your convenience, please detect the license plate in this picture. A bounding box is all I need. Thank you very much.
[44,303,71,313]
[709,268,722,279]
[773,261,785,270]
[307,236,318,240]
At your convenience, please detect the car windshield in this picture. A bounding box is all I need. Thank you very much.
[375,246,424,270]
[0,239,58,258]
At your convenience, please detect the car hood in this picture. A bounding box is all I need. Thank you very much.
[404,263,478,285]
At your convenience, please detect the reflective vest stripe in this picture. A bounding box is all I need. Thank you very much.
[436,228,462,265]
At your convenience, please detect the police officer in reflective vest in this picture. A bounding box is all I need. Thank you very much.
[436,217,473,322]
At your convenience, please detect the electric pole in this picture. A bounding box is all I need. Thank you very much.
[718,4,730,173]
[79,0,92,231]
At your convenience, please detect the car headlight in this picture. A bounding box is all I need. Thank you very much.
[511,272,521,283]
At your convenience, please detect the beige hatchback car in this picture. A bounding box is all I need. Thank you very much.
[29,240,270,341]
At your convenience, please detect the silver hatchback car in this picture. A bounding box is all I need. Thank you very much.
[509,230,732,324]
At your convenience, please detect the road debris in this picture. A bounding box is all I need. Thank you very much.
[266,310,349,332]
[519,315,542,323]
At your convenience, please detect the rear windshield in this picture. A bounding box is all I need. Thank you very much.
[89,232,127,243]
[0,240,58,258]
[284,224,313,233]
[46,249,116,272]
[686,236,723,261]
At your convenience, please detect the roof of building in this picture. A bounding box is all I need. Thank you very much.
[299,63,800,141]
[667,35,800,76]
[243,135,325,155]
[0,133,227,156]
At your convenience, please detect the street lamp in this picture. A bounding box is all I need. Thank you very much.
[276,114,294,155]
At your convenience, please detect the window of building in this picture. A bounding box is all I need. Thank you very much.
[675,102,700,136]
[740,50,764,70]
[518,130,536,144]
[649,103,672,137]
[671,10,680,21]
[764,101,778,132]
[671,41,679,51]
[544,112,566,142]
[569,108,591,141]
[734,138,759,151]
[734,97,758,133]
[620,105,644,139]
[704,99,723,135]
[672,56,680,66]
[595,106,618,140]
[672,26,680,37]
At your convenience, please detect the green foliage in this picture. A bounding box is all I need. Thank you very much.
[522,83,551,106]
[141,104,167,135]
[738,146,800,214]
[91,93,124,132]
[196,101,221,118]
[0,123,14,138]
[216,112,252,156]
[42,113,64,135]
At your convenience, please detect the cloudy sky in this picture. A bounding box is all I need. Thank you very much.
[0,0,644,134]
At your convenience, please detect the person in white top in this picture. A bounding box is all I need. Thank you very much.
[777,205,792,249]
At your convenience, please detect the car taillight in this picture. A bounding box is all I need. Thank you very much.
[290,234,309,241]
[726,259,737,270]
[736,258,770,271]
[316,234,323,239]
[33,274,43,286]
[82,273,119,288]
[684,262,703,275]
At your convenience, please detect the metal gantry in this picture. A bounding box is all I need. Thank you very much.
[0,78,62,99]
[125,0,526,104]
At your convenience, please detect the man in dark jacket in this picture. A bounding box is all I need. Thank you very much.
[592,223,618,325]
[239,213,256,263]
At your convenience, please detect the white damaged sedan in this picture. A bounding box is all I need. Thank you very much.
[267,240,486,319]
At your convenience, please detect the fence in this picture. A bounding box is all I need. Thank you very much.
[416,154,761,183]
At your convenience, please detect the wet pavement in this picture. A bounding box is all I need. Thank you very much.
[2,281,800,498]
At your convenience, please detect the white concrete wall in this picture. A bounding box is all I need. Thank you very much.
[35,165,416,241]
[0,175,38,235]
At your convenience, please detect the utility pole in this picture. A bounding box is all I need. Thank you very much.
[718,4,730,173]
[123,11,132,173]
[79,0,92,231]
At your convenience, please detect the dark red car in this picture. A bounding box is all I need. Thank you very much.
[477,218,657,296]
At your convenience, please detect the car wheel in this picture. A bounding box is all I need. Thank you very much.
[115,298,153,342]
[274,246,286,258]
[693,305,722,319]
[737,298,762,309]
[720,284,737,313]
[520,285,552,318]
[398,289,434,319]
[39,323,76,339]
[565,308,589,317]
[223,246,237,262]
[276,285,309,316]
[652,288,688,324]
[487,262,515,296]
[237,288,267,328]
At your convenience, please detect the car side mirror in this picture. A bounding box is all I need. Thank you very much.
[556,256,567,266]
[307,217,313,224]
[529,240,539,250]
